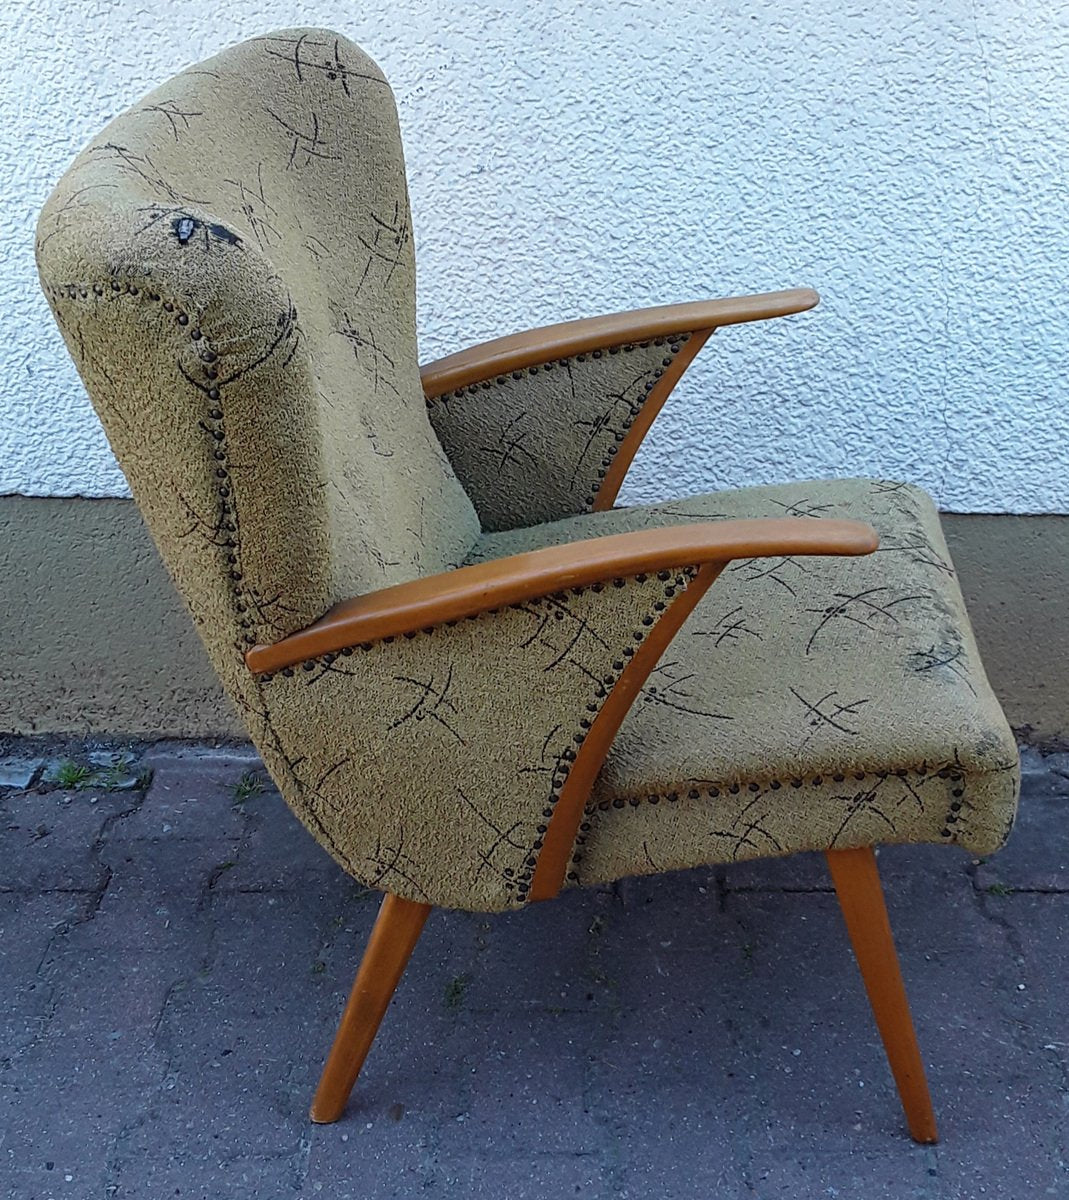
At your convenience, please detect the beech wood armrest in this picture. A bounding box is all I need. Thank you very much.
[245,515,873,673]
[419,288,820,399]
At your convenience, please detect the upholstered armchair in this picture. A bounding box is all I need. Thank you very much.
[37,28,1019,1143]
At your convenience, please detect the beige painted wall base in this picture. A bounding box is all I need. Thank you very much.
[2,497,241,738]
[2,497,1065,742]
[942,513,1068,746]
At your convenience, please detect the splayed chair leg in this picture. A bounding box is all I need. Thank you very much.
[826,847,939,1144]
[310,893,432,1123]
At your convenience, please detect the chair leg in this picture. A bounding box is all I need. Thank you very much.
[310,893,432,1123]
[825,847,938,1144]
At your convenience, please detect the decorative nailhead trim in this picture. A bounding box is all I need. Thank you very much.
[49,276,258,660]
[520,567,701,897]
[565,762,970,882]
[584,763,961,814]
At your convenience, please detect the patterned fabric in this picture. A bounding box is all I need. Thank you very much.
[37,27,480,670]
[37,29,1018,913]
[474,479,1020,888]
[427,334,695,530]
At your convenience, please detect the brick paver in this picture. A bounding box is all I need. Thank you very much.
[0,743,1066,1198]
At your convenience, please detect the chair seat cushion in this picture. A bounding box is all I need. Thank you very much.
[472,479,1019,887]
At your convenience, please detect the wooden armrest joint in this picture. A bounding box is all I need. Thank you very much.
[528,560,723,901]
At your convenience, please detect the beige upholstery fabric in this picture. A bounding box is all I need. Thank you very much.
[38,29,1017,914]
[427,334,696,530]
[474,479,1019,888]
[37,27,480,667]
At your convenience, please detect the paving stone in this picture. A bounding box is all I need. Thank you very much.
[0,892,84,1057]
[871,842,976,892]
[0,1011,167,1198]
[995,893,1069,1065]
[107,1148,304,1200]
[0,741,1065,1199]
[599,887,904,1147]
[0,758,42,789]
[463,885,614,1013]
[435,1151,614,1199]
[116,748,257,841]
[85,749,145,790]
[39,754,143,791]
[974,767,1069,892]
[613,1122,749,1199]
[718,850,830,891]
[745,1149,936,1198]
[0,790,136,891]
[444,1010,603,1155]
[216,787,352,894]
[302,1120,438,1199]
[0,1082,118,1200]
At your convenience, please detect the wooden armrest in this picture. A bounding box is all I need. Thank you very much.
[420,288,819,399]
[245,516,875,674]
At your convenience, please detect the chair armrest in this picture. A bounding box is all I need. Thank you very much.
[420,289,819,398]
[245,515,875,674]
[421,289,819,531]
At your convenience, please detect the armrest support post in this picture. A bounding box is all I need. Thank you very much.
[530,560,724,899]
[593,328,715,511]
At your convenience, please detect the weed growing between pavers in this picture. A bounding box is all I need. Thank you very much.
[232,770,267,805]
[445,973,471,1009]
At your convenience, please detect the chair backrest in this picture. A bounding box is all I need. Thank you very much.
[36,28,480,695]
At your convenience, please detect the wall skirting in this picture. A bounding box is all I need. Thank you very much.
[2,496,1066,743]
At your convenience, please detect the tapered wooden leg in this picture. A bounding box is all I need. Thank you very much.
[310,893,432,1123]
[825,847,938,1144]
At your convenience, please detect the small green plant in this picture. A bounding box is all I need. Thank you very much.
[232,770,266,805]
[312,960,327,975]
[54,761,93,789]
[444,974,470,1010]
[135,767,155,790]
[96,755,133,790]
[987,882,1014,897]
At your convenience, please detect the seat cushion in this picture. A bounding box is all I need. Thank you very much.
[471,478,1019,887]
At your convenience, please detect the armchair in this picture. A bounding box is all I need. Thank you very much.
[37,28,1018,1144]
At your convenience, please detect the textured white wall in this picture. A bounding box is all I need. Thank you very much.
[3,0,1067,511]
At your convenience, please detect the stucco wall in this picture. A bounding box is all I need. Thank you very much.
[3,0,1066,511]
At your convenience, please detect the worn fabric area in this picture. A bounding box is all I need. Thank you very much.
[474,479,1019,888]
